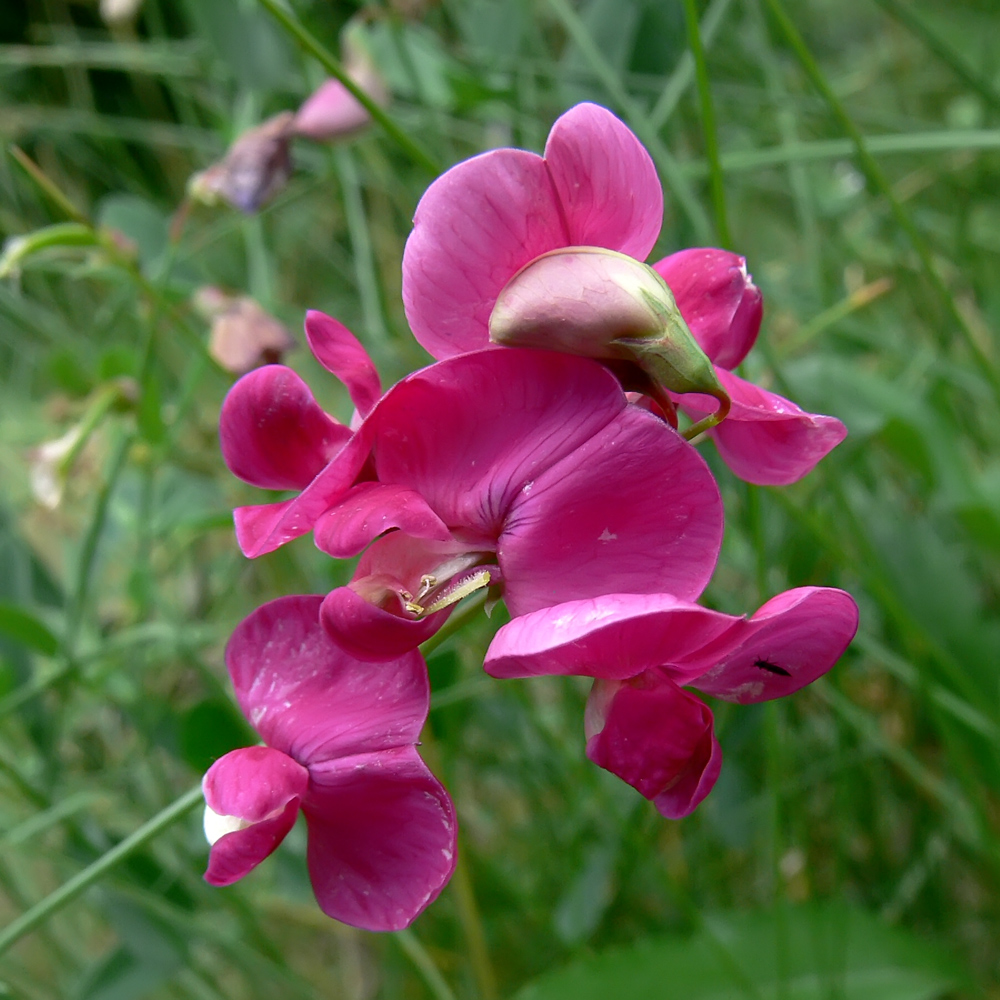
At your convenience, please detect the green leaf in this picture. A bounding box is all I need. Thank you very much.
[512,904,963,1000]
[0,603,59,656]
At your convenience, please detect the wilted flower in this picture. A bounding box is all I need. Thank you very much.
[194,287,295,375]
[188,113,295,214]
[484,587,859,816]
[203,595,456,931]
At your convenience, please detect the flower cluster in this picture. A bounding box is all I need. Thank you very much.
[205,103,858,931]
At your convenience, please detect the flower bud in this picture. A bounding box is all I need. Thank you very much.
[490,247,729,436]
[194,287,295,374]
[293,24,389,142]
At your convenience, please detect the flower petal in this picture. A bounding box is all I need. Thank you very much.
[372,350,626,542]
[226,595,431,762]
[585,673,721,819]
[484,593,741,680]
[690,587,859,704]
[653,248,762,368]
[544,102,662,261]
[202,746,307,886]
[402,147,566,358]
[303,747,457,932]
[233,418,377,557]
[682,368,848,485]
[320,584,451,662]
[219,365,349,490]
[314,482,452,558]
[304,310,382,418]
[499,405,723,612]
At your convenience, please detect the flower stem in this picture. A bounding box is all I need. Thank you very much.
[0,784,203,958]
[394,928,457,1000]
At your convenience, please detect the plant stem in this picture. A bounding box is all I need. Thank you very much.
[0,784,203,957]
[394,928,457,1000]
[682,0,731,247]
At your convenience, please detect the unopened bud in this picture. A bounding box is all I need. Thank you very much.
[194,288,295,375]
[490,247,729,437]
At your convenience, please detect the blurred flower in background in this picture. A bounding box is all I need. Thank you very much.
[194,286,295,374]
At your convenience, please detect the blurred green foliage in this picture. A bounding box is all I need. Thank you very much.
[1,0,999,997]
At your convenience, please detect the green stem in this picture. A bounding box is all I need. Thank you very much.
[682,0,731,247]
[0,784,203,958]
[253,0,440,176]
[394,928,457,1000]
[761,0,1000,402]
[451,842,498,1000]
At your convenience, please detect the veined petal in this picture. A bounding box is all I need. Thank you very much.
[544,102,662,261]
[226,595,431,763]
[304,747,457,932]
[202,746,307,886]
[682,368,847,486]
[314,482,452,558]
[500,405,723,612]
[402,148,566,359]
[653,248,762,368]
[372,350,626,541]
[304,311,382,418]
[484,593,741,680]
[585,673,720,819]
[220,365,349,490]
[690,587,859,704]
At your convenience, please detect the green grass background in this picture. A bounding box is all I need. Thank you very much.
[1,0,999,996]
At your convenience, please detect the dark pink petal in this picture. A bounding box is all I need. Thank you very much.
[372,350,626,541]
[499,406,723,612]
[233,418,377,557]
[219,365,349,490]
[303,747,457,932]
[690,587,859,704]
[304,311,382,418]
[314,482,452,558]
[585,673,721,819]
[682,368,847,486]
[320,585,450,661]
[402,148,566,358]
[544,103,662,261]
[226,595,430,762]
[484,593,740,680]
[203,746,307,886]
[653,248,762,368]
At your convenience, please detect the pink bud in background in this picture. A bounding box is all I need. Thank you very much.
[293,24,389,141]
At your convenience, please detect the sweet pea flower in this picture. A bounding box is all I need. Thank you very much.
[202,594,456,931]
[484,587,859,817]
[315,347,724,660]
[401,102,845,484]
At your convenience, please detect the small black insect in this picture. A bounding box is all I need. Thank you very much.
[754,659,791,677]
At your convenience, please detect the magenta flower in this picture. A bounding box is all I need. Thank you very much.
[219,310,383,558]
[401,102,846,485]
[654,249,847,485]
[202,595,456,932]
[315,348,724,659]
[484,587,859,817]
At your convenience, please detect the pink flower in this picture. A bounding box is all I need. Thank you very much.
[292,25,389,142]
[202,595,456,931]
[316,348,724,659]
[654,249,847,485]
[401,102,846,485]
[484,587,859,817]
